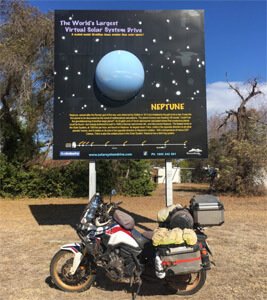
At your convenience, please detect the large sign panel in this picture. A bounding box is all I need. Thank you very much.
[54,10,207,159]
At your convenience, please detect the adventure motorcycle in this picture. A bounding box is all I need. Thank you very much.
[50,191,224,298]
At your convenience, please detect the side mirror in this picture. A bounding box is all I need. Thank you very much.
[110,189,117,203]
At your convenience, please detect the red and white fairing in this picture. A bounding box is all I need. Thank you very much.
[106,224,139,248]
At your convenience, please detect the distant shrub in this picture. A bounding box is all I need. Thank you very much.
[119,160,155,196]
[97,160,156,196]
[0,156,155,198]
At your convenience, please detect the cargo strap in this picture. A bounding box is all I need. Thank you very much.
[162,256,201,267]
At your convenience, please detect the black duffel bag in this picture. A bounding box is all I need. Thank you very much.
[159,207,194,229]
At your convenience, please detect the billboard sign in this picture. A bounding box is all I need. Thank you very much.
[54,10,207,159]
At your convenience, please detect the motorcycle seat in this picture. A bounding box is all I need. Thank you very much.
[142,230,153,240]
[131,229,152,249]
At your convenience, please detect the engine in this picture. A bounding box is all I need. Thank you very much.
[103,248,136,281]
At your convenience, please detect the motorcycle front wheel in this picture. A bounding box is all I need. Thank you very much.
[50,250,96,292]
[166,269,206,295]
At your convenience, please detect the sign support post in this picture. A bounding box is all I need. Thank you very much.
[89,160,96,200]
[165,159,173,207]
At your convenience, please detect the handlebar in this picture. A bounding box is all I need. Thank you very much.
[112,201,123,208]
[94,201,123,227]
[79,195,123,228]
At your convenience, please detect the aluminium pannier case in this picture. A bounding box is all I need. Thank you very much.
[158,246,202,275]
[190,195,224,227]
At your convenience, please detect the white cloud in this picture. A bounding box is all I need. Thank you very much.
[207,81,267,116]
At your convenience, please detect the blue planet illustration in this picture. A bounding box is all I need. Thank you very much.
[95,50,145,101]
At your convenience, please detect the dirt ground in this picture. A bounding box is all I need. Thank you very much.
[0,183,266,300]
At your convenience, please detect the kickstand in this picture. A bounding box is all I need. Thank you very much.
[211,261,216,266]
[131,272,142,300]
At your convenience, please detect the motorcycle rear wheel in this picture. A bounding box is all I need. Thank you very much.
[50,250,96,292]
[166,269,206,295]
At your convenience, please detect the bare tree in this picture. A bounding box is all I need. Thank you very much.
[211,78,267,195]
[219,78,264,140]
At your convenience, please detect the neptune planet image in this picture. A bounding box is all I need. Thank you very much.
[95,50,145,101]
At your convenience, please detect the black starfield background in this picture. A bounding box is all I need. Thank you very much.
[54,10,207,160]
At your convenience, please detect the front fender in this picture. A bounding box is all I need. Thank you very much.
[61,242,83,254]
[60,243,83,275]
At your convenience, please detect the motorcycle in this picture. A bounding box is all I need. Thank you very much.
[50,190,220,298]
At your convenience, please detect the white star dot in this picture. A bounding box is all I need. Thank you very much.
[60,100,63,103]
[191,97,195,100]
[196,90,200,94]
[87,85,91,89]
[72,93,75,97]
[160,50,164,54]
[176,91,181,96]
[172,60,176,64]
[90,59,94,63]
[145,48,148,52]
[77,71,81,75]
[186,27,189,30]
[57,96,61,99]
[54,71,57,75]
[169,36,172,40]
[141,94,145,98]
[202,61,205,65]
[65,66,69,70]
[197,58,200,62]
[186,69,190,74]
[84,104,87,108]
[186,45,190,49]
[64,76,68,80]
[166,99,170,102]
[198,64,202,68]
[155,83,160,88]
[166,19,170,23]
[74,49,78,53]
[161,65,164,69]
[138,21,142,25]
[172,80,176,84]
[61,36,66,40]
[101,105,104,108]
[152,39,156,43]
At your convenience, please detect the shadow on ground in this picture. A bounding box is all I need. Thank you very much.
[29,204,156,231]
[95,267,174,297]
[173,186,209,194]
[45,266,174,297]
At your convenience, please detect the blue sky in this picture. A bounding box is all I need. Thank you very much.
[29,0,266,114]
[29,0,266,84]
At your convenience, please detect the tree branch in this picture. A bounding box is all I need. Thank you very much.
[218,110,237,129]
[0,76,12,108]
[227,80,245,102]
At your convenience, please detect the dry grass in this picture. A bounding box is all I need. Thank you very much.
[0,183,266,300]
